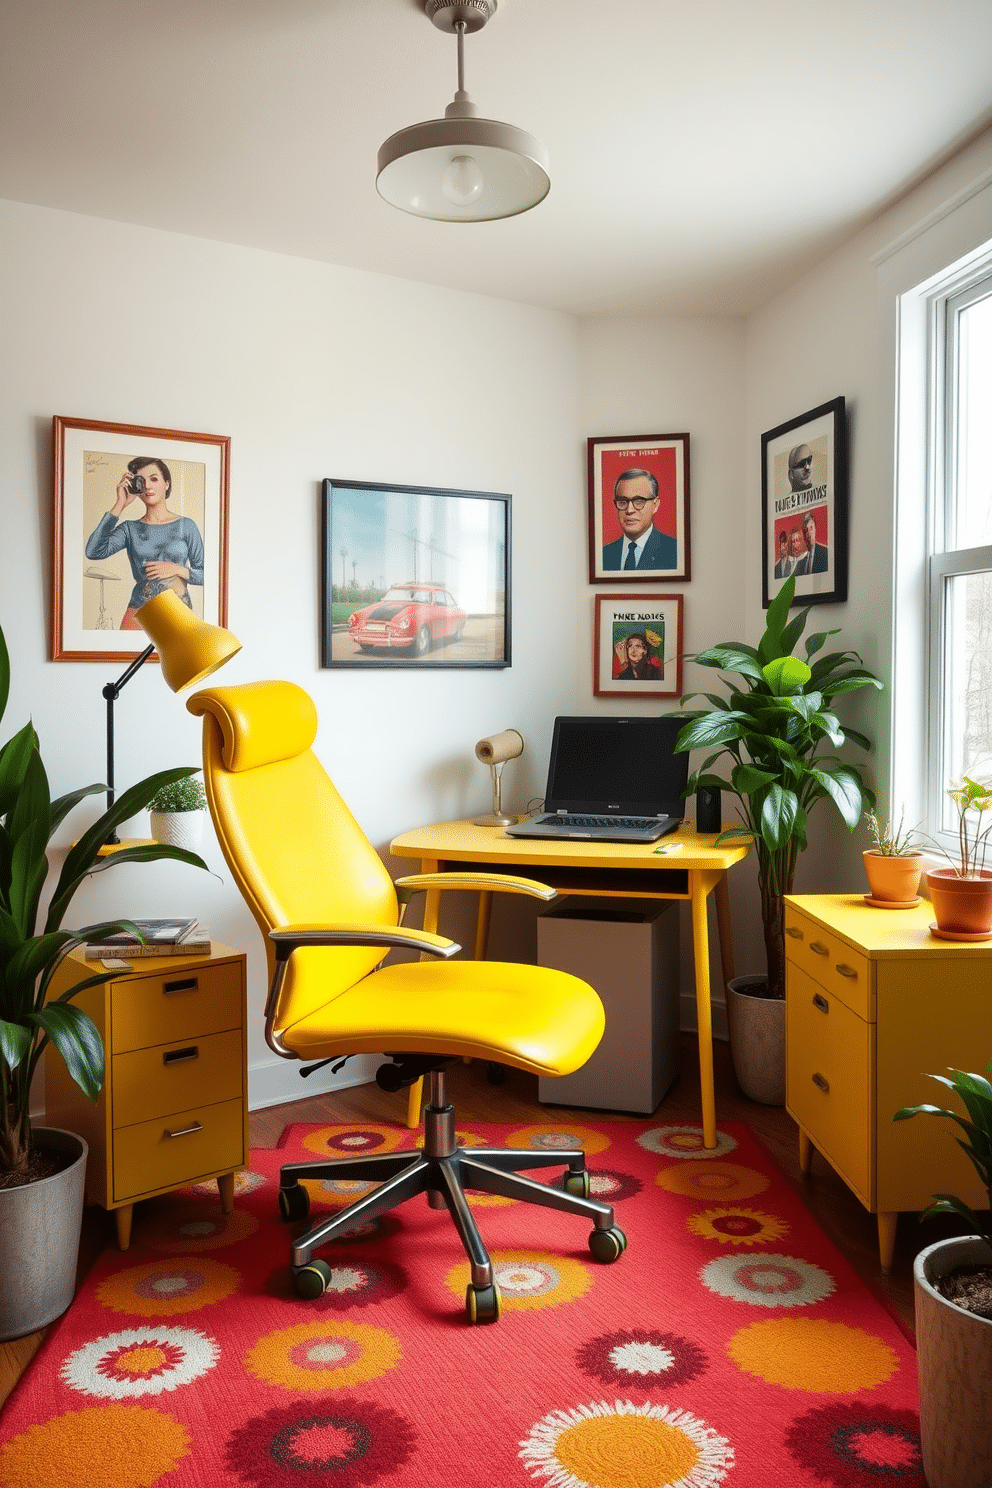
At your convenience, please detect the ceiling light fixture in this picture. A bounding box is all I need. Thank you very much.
[376,0,550,223]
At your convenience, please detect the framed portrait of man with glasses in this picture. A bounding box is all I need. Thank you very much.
[587,433,690,584]
[760,397,848,608]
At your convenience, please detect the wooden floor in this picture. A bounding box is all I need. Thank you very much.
[2,1034,967,1410]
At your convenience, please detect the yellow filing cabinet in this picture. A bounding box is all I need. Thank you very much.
[785,894,991,1272]
[45,942,248,1250]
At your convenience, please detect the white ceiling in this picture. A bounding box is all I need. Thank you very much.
[2,0,991,317]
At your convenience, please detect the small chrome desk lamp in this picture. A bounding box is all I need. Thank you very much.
[473,729,523,827]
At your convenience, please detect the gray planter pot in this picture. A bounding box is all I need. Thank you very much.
[0,1126,88,1341]
[914,1235,992,1488]
[725,974,785,1106]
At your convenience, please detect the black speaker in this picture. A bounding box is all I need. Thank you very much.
[696,786,721,833]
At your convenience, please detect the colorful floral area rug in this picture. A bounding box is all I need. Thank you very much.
[0,1119,923,1488]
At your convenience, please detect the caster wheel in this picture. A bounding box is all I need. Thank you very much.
[588,1226,627,1263]
[466,1281,502,1324]
[485,1062,506,1084]
[294,1259,332,1299]
[562,1169,590,1199]
[278,1184,310,1222]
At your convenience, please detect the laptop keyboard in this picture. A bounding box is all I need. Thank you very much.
[543,814,662,830]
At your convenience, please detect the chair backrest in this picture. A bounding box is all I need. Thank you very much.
[187,682,399,1026]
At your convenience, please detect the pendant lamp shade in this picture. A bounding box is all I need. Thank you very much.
[136,591,242,693]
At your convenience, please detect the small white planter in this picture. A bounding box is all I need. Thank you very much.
[150,809,205,852]
[914,1235,992,1488]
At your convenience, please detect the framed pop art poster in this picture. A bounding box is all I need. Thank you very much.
[761,397,848,608]
[593,593,684,698]
[588,433,690,584]
[52,416,230,662]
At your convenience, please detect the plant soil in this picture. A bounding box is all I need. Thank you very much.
[737,978,785,1002]
[936,1263,992,1321]
[0,1146,73,1190]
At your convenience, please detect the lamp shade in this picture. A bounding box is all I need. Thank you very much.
[376,110,550,222]
[135,591,242,693]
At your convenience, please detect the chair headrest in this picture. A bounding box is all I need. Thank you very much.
[187,682,318,772]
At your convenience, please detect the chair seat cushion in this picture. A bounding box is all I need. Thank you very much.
[278,956,605,1077]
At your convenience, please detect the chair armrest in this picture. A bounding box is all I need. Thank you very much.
[269,923,461,961]
[395,871,558,904]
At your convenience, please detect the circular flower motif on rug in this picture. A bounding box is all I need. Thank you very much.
[656,1161,770,1202]
[785,1402,925,1486]
[688,1206,789,1246]
[637,1125,738,1159]
[303,1176,381,1210]
[96,1257,240,1316]
[247,1319,401,1391]
[301,1124,406,1157]
[507,1124,611,1156]
[414,1128,486,1150]
[268,1257,407,1310]
[0,1404,190,1488]
[224,1397,416,1488]
[702,1254,835,1307]
[323,1214,402,1245]
[140,1203,259,1252]
[446,1249,593,1311]
[519,1399,734,1488]
[188,1169,267,1199]
[577,1329,708,1390]
[728,1318,899,1392]
[588,1169,643,1203]
[60,1326,219,1398]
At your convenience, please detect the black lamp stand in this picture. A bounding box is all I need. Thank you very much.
[102,644,155,845]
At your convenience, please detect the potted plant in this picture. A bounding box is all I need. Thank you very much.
[862,807,926,906]
[674,576,882,1104]
[894,1064,992,1487]
[148,772,208,851]
[925,777,992,938]
[0,619,208,1339]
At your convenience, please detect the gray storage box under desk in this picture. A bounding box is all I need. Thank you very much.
[536,897,680,1115]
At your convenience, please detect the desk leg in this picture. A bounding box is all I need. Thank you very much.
[474,891,493,961]
[690,870,721,1150]
[406,867,443,1130]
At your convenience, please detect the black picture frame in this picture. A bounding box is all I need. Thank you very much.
[320,478,511,669]
[761,397,847,608]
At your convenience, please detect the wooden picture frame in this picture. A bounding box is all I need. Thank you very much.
[52,416,230,662]
[761,397,848,608]
[321,478,510,669]
[593,592,684,698]
[588,433,690,584]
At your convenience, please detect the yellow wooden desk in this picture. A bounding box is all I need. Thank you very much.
[389,819,751,1148]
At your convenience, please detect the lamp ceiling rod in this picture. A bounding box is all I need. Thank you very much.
[456,20,466,97]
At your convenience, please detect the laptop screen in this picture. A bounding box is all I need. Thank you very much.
[545,716,689,818]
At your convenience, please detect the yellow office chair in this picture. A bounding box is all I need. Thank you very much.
[187,681,627,1323]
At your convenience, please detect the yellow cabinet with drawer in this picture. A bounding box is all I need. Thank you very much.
[44,943,248,1249]
[785,895,991,1271]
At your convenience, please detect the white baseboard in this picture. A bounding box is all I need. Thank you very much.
[248,1053,383,1111]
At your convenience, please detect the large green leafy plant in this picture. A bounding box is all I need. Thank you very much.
[675,577,882,999]
[0,621,208,1180]
[895,1063,992,1255]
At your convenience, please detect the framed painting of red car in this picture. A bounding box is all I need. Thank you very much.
[587,433,690,584]
[321,479,511,669]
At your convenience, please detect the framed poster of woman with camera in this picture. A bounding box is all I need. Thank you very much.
[52,416,230,662]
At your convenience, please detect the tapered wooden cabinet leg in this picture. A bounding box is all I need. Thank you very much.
[115,1203,134,1251]
[877,1211,898,1274]
[217,1172,235,1213]
[798,1129,813,1175]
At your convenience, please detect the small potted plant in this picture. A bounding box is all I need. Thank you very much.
[894,1064,992,1486]
[862,808,926,906]
[149,772,208,851]
[926,777,992,937]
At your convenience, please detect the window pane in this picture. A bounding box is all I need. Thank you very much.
[953,292,992,549]
[941,569,992,829]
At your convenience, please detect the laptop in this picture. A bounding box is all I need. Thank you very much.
[505,715,689,843]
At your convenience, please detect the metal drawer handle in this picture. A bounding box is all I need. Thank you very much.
[163,1046,199,1066]
[811,1072,830,1094]
[163,977,199,995]
[785,926,804,940]
[835,963,858,979]
[809,941,829,956]
[165,1120,204,1139]
[812,993,829,1013]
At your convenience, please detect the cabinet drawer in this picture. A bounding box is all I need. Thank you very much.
[787,965,872,1202]
[111,960,243,1052]
[784,909,871,1019]
[112,1029,244,1129]
[113,1097,245,1203]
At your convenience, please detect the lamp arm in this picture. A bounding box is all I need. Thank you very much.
[101,642,155,843]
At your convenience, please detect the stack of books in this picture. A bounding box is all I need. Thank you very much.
[84,917,211,959]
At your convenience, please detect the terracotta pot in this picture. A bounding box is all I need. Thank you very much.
[725,975,784,1106]
[914,1236,992,1487]
[926,867,992,934]
[862,850,925,902]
